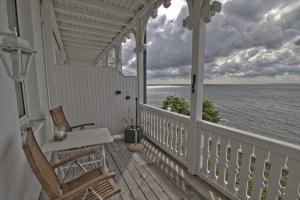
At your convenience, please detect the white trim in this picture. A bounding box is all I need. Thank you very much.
[54,3,128,26]
[70,0,136,18]
[55,15,121,32]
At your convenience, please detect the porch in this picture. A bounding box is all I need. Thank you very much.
[41,139,225,200]
[0,0,300,199]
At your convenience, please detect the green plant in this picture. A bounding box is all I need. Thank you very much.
[202,100,221,123]
[161,96,190,116]
[161,96,221,123]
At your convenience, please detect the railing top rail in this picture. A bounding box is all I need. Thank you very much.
[139,103,190,123]
[197,120,300,160]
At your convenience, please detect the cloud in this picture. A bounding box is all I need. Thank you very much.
[122,34,137,76]
[122,0,300,83]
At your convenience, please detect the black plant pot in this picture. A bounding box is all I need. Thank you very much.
[124,127,143,143]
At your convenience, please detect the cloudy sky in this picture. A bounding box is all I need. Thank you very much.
[122,0,300,84]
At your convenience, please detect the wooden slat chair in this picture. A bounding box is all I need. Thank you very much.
[50,106,95,132]
[23,128,120,200]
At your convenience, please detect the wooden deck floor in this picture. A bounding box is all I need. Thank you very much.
[40,139,196,200]
[105,140,188,200]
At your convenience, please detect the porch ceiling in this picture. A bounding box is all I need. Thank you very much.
[52,0,156,66]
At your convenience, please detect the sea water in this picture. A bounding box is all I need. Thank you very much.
[147,84,300,145]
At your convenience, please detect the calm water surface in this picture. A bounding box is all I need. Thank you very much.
[147,84,300,145]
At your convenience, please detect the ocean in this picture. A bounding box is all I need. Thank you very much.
[147,84,300,145]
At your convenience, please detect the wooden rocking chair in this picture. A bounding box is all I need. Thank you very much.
[23,128,120,200]
[50,106,95,132]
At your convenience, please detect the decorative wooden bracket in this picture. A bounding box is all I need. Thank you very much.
[134,44,146,53]
[201,1,222,23]
[183,0,222,29]
[163,0,171,8]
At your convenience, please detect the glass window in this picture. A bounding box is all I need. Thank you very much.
[15,82,27,118]
[6,0,19,35]
[7,0,28,120]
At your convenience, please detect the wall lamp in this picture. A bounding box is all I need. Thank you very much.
[0,31,36,82]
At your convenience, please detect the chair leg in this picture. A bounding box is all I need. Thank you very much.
[89,187,103,200]
[81,189,89,200]
[75,160,88,173]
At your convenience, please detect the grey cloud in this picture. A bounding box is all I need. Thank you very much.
[122,0,300,82]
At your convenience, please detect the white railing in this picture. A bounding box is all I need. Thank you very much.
[139,104,190,165]
[195,120,300,200]
[139,104,300,200]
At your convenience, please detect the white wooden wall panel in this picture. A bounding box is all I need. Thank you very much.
[52,65,138,135]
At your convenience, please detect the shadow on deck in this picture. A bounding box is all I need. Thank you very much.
[41,139,225,200]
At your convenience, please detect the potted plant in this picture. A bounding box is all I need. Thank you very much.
[123,106,143,143]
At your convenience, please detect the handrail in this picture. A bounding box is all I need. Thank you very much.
[139,103,190,165]
[197,120,300,160]
[139,103,300,199]
[139,103,190,123]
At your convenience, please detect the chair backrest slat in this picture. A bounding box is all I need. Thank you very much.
[49,106,72,132]
[23,128,61,199]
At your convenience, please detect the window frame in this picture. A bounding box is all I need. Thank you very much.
[15,81,29,124]
[7,0,29,124]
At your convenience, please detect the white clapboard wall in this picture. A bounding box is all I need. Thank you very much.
[52,64,138,135]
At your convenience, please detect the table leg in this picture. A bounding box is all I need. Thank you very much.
[102,144,106,171]
[54,151,65,179]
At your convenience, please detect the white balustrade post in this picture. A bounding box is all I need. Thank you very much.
[187,0,222,174]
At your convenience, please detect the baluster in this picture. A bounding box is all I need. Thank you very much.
[179,123,184,157]
[162,116,166,147]
[181,123,188,163]
[147,112,150,136]
[170,119,174,151]
[266,153,286,200]
[209,133,219,181]
[158,115,162,144]
[200,129,210,176]
[159,115,162,144]
[156,114,159,143]
[284,157,300,200]
[166,117,170,148]
[173,120,178,154]
[147,112,151,137]
[154,114,157,142]
[251,147,268,200]
[237,143,254,199]
[170,119,175,151]
[217,135,229,188]
[144,111,148,135]
[151,113,154,139]
[227,138,240,194]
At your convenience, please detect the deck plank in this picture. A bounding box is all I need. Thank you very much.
[113,140,187,200]
[105,146,133,200]
[110,142,161,200]
[41,140,191,200]
[106,143,148,200]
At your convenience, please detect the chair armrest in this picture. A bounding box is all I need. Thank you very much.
[54,172,116,200]
[51,149,96,169]
[71,123,95,130]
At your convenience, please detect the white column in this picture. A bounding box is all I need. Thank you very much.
[42,0,58,108]
[187,0,222,174]
[136,21,145,127]
[187,0,207,174]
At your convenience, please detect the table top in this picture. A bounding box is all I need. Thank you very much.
[42,128,113,153]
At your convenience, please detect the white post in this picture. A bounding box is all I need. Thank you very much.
[187,0,206,174]
[187,0,222,174]
[42,0,58,108]
[136,20,145,127]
